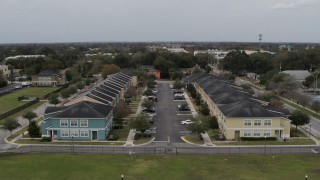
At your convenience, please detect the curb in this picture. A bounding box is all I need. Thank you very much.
[181,136,205,147]
[134,137,155,146]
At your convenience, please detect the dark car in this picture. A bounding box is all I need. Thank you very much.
[142,107,156,113]
[178,104,190,111]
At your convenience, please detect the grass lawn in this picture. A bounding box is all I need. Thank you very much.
[15,139,125,145]
[134,136,153,145]
[0,87,57,113]
[183,135,204,145]
[110,126,131,141]
[216,139,315,146]
[0,154,319,179]
[0,101,46,125]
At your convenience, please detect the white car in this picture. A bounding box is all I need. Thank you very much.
[181,120,194,125]
[152,89,158,94]
[169,84,174,89]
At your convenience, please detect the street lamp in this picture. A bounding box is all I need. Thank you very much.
[309,123,312,139]
[305,174,308,180]
[71,135,74,153]
[264,136,267,154]
[121,174,124,180]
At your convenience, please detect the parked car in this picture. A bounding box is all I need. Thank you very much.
[149,115,156,124]
[152,89,158,94]
[147,95,158,102]
[15,85,22,89]
[173,90,184,94]
[142,107,156,113]
[181,119,194,125]
[174,94,185,100]
[178,104,190,111]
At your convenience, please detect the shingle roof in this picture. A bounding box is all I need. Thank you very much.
[47,101,112,118]
[219,100,279,117]
[37,70,61,76]
[95,87,117,98]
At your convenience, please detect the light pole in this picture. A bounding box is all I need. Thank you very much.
[121,174,124,180]
[309,123,312,139]
[305,174,308,180]
[72,135,74,153]
[264,136,267,154]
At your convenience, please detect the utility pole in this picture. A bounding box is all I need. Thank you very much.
[259,34,263,51]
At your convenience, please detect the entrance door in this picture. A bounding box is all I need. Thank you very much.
[92,131,98,140]
[235,131,240,140]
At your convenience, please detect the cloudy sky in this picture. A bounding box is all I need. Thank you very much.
[0,0,319,43]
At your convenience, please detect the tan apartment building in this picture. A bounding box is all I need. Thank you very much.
[187,72,291,140]
[32,70,66,87]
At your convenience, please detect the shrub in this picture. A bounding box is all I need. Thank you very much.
[259,93,278,102]
[41,137,52,142]
[240,137,277,141]
[28,121,40,137]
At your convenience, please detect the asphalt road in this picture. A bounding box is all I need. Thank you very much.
[154,81,193,143]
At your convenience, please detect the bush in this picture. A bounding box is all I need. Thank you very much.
[28,121,40,137]
[259,93,278,102]
[240,137,277,141]
[108,133,119,141]
[41,137,52,142]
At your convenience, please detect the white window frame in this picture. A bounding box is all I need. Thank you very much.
[70,120,78,127]
[80,120,88,127]
[243,130,251,137]
[244,120,252,126]
[263,130,271,137]
[60,130,69,137]
[253,130,261,137]
[254,120,261,126]
[60,119,68,127]
[264,119,272,126]
[70,130,79,137]
[80,130,89,137]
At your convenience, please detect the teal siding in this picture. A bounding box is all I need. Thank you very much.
[41,111,113,141]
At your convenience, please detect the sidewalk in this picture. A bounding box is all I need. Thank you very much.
[201,132,214,146]
[183,91,197,117]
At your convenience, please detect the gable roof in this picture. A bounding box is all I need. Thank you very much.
[47,101,112,118]
[219,100,279,117]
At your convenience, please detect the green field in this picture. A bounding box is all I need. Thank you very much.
[0,154,319,179]
[0,87,57,113]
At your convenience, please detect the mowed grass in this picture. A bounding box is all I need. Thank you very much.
[0,87,57,113]
[0,154,319,179]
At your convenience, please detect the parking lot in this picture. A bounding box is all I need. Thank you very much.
[153,81,194,143]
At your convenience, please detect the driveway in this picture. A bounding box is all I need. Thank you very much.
[154,81,193,143]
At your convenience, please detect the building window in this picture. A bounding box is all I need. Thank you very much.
[244,130,251,137]
[253,130,261,137]
[80,120,88,127]
[244,120,252,126]
[61,130,69,137]
[70,120,78,127]
[254,120,261,126]
[263,130,271,137]
[80,130,89,137]
[60,120,68,127]
[264,120,272,126]
[70,130,79,137]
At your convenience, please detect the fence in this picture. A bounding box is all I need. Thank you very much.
[7,145,319,155]
[0,98,39,120]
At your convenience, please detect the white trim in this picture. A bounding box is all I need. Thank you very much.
[70,130,79,137]
[60,119,68,127]
[70,120,78,127]
[80,130,89,137]
[243,130,252,137]
[80,119,88,127]
[254,119,262,126]
[244,119,252,126]
[264,119,272,126]
[60,130,69,137]
[253,129,261,137]
[227,127,285,130]
[46,127,105,131]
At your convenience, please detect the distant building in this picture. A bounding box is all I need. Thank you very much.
[5,55,45,60]
[140,65,161,79]
[0,65,11,78]
[281,70,311,83]
[31,70,66,87]
[166,48,189,53]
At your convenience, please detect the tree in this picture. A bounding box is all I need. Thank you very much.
[208,116,219,129]
[289,110,310,130]
[101,64,120,79]
[146,79,156,88]
[23,111,37,123]
[171,71,183,80]
[28,121,40,137]
[113,100,132,128]
[268,99,284,108]
[311,101,320,114]
[127,86,138,99]
[48,93,60,106]
[143,88,154,96]
[142,100,154,110]
[129,114,151,138]
[187,115,209,139]
[303,75,314,88]
[1,118,21,135]
[173,80,184,89]
[220,50,250,75]
[0,73,7,88]
[205,65,212,73]
[200,102,210,116]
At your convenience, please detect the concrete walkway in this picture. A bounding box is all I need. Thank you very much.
[183,91,198,117]
[298,126,320,145]
[201,132,214,146]
[0,102,48,150]
[125,129,135,146]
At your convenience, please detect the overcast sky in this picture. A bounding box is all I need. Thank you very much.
[0,0,319,43]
